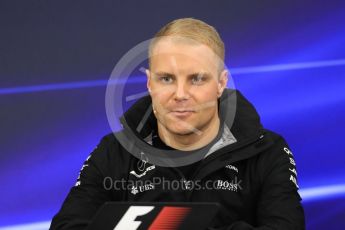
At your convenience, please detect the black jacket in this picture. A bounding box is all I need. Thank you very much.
[50,89,305,230]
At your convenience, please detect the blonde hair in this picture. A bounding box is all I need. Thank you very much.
[148,18,225,70]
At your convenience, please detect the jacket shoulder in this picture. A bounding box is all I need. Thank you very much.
[255,129,300,189]
[83,133,131,178]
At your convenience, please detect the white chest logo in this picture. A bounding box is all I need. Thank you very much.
[131,183,155,195]
[130,165,155,178]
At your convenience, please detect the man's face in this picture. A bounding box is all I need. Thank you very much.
[146,38,228,136]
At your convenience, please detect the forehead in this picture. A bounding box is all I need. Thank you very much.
[150,38,219,75]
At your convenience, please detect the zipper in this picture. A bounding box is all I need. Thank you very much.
[170,166,191,191]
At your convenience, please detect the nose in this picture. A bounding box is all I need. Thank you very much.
[174,81,190,101]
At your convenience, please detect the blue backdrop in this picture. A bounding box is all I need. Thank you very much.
[1,0,344,229]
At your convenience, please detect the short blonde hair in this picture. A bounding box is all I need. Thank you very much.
[148,18,225,71]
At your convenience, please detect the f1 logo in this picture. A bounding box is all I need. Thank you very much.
[114,206,191,230]
[114,206,154,230]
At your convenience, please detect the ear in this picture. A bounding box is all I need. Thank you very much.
[146,68,151,93]
[217,69,228,98]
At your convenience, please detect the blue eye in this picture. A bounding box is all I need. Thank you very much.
[160,76,173,84]
[191,75,204,84]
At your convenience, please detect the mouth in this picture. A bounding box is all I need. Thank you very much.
[169,110,195,118]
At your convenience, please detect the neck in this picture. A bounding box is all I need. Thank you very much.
[157,116,221,151]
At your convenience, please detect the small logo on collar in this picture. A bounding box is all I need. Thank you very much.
[130,152,156,178]
[225,164,238,173]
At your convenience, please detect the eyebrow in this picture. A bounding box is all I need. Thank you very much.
[153,71,212,78]
[153,72,174,77]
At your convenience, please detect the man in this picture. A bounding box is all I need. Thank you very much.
[51,18,305,229]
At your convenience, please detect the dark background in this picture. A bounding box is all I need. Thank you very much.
[1,0,345,229]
